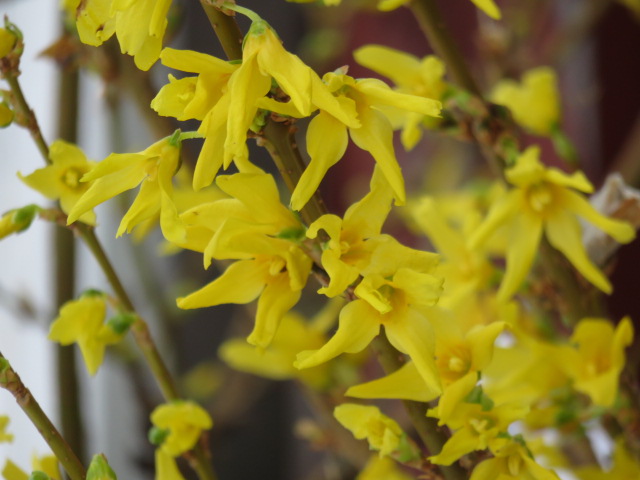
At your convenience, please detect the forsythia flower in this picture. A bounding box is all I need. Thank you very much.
[66,133,186,243]
[151,401,212,480]
[469,146,636,301]
[296,237,443,392]
[560,317,633,407]
[334,404,404,458]
[177,173,312,348]
[151,401,212,456]
[48,294,122,375]
[354,45,447,150]
[492,67,560,136]
[19,140,97,225]
[428,373,529,465]
[0,416,13,443]
[266,69,440,210]
[471,438,560,480]
[307,167,393,297]
[66,0,172,70]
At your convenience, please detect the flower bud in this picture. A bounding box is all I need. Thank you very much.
[0,204,40,239]
[87,454,117,480]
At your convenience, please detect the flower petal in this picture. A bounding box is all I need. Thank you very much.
[291,111,349,211]
[177,259,268,309]
[295,300,380,369]
[545,210,611,293]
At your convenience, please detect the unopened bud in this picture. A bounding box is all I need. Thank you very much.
[0,204,40,239]
[106,312,136,335]
[87,454,117,480]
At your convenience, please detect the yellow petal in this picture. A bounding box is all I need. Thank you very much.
[160,48,237,74]
[467,322,507,371]
[497,213,543,302]
[545,210,612,293]
[349,107,405,205]
[430,428,480,466]
[385,309,442,394]
[291,111,349,211]
[354,45,421,89]
[177,259,268,309]
[295,300,380,369]
[470,0,502,19]
[561,189,636,244]
[347,361,440,402]
[355,78,441,118]
[155,450,185,480]
[249,272,302,348]
[194,96,230,190]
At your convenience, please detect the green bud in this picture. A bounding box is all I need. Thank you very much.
[276,226,306,242]
[28,472,51,480]
[148,426,170,446]
[464,385,495,411]
[395,433,420,463]
[106,313,136,335]
[8,204,40,234]
[87,454,117,480]
[249,109,268,134]
[80,289,106,299]
[167,129,182,148]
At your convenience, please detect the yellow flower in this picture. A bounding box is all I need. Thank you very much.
[469,146,636,301]
[178,238,312,348]
[354,45,447,149]
[66,134,186,243]
[428,373,529,466]
[48,294,122,375]
[334,404,404,458]
[296,236,443,392]
[560,317,633,407]
[0,416,13,443]
[471,438,560,480]
[151,48,242,190]
[266,70,440,210]
[150,401,211,480]
[67,0,172,70]
[307,167,393,297]
[177,173,311,348]
[19,140,97,225]
[346,314,506,403]
[411,196,495,305]
[219,299,343,388]
[150,401,212,457]
[492,67,560,136]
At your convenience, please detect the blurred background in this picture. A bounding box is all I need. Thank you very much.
[1,0,640,478]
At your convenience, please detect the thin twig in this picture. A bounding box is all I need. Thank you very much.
[0,353,86,480]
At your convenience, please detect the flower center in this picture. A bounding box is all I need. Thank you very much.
[526,183,553,213]
[62,167,84,189]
